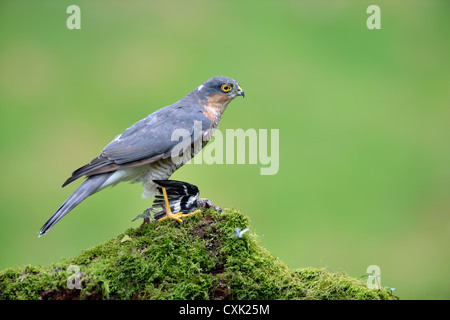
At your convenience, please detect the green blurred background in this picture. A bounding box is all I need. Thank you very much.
[0,0,449,299]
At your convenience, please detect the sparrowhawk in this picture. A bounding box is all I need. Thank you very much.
[39,76,244,236]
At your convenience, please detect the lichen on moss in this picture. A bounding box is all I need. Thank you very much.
[0,209,397,300]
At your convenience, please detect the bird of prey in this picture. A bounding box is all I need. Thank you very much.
[39,76,244,237]
[133,179,222,223]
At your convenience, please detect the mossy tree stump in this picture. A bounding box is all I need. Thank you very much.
[0,209,396,300]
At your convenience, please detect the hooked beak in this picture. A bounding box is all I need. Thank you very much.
[237,86,245,98]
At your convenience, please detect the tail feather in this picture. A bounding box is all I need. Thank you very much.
[39,173,112,237]
[62,155,112,187]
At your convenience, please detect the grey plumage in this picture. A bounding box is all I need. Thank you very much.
[39,173,113,236]
[62,98,212,187]
[39,76,244,237]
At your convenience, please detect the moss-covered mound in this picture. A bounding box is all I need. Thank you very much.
[0,209,396,300]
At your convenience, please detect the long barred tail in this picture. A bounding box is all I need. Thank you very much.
[39,173,112,237]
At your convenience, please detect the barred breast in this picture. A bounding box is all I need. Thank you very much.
[134,126,217,199]
[135,145,195,199]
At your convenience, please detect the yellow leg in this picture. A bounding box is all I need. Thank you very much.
[180,209,202,218]
[157,187,202,223]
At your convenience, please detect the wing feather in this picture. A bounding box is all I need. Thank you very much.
[62,100,211,187]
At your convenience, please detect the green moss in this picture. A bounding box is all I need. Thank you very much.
[0,209,397,300]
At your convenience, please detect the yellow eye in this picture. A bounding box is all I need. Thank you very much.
[221,84,232,92]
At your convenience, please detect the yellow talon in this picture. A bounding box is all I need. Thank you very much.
[157,187,202,223]
[181,209,202,218]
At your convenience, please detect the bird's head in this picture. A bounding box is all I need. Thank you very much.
[195,76,245,105]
